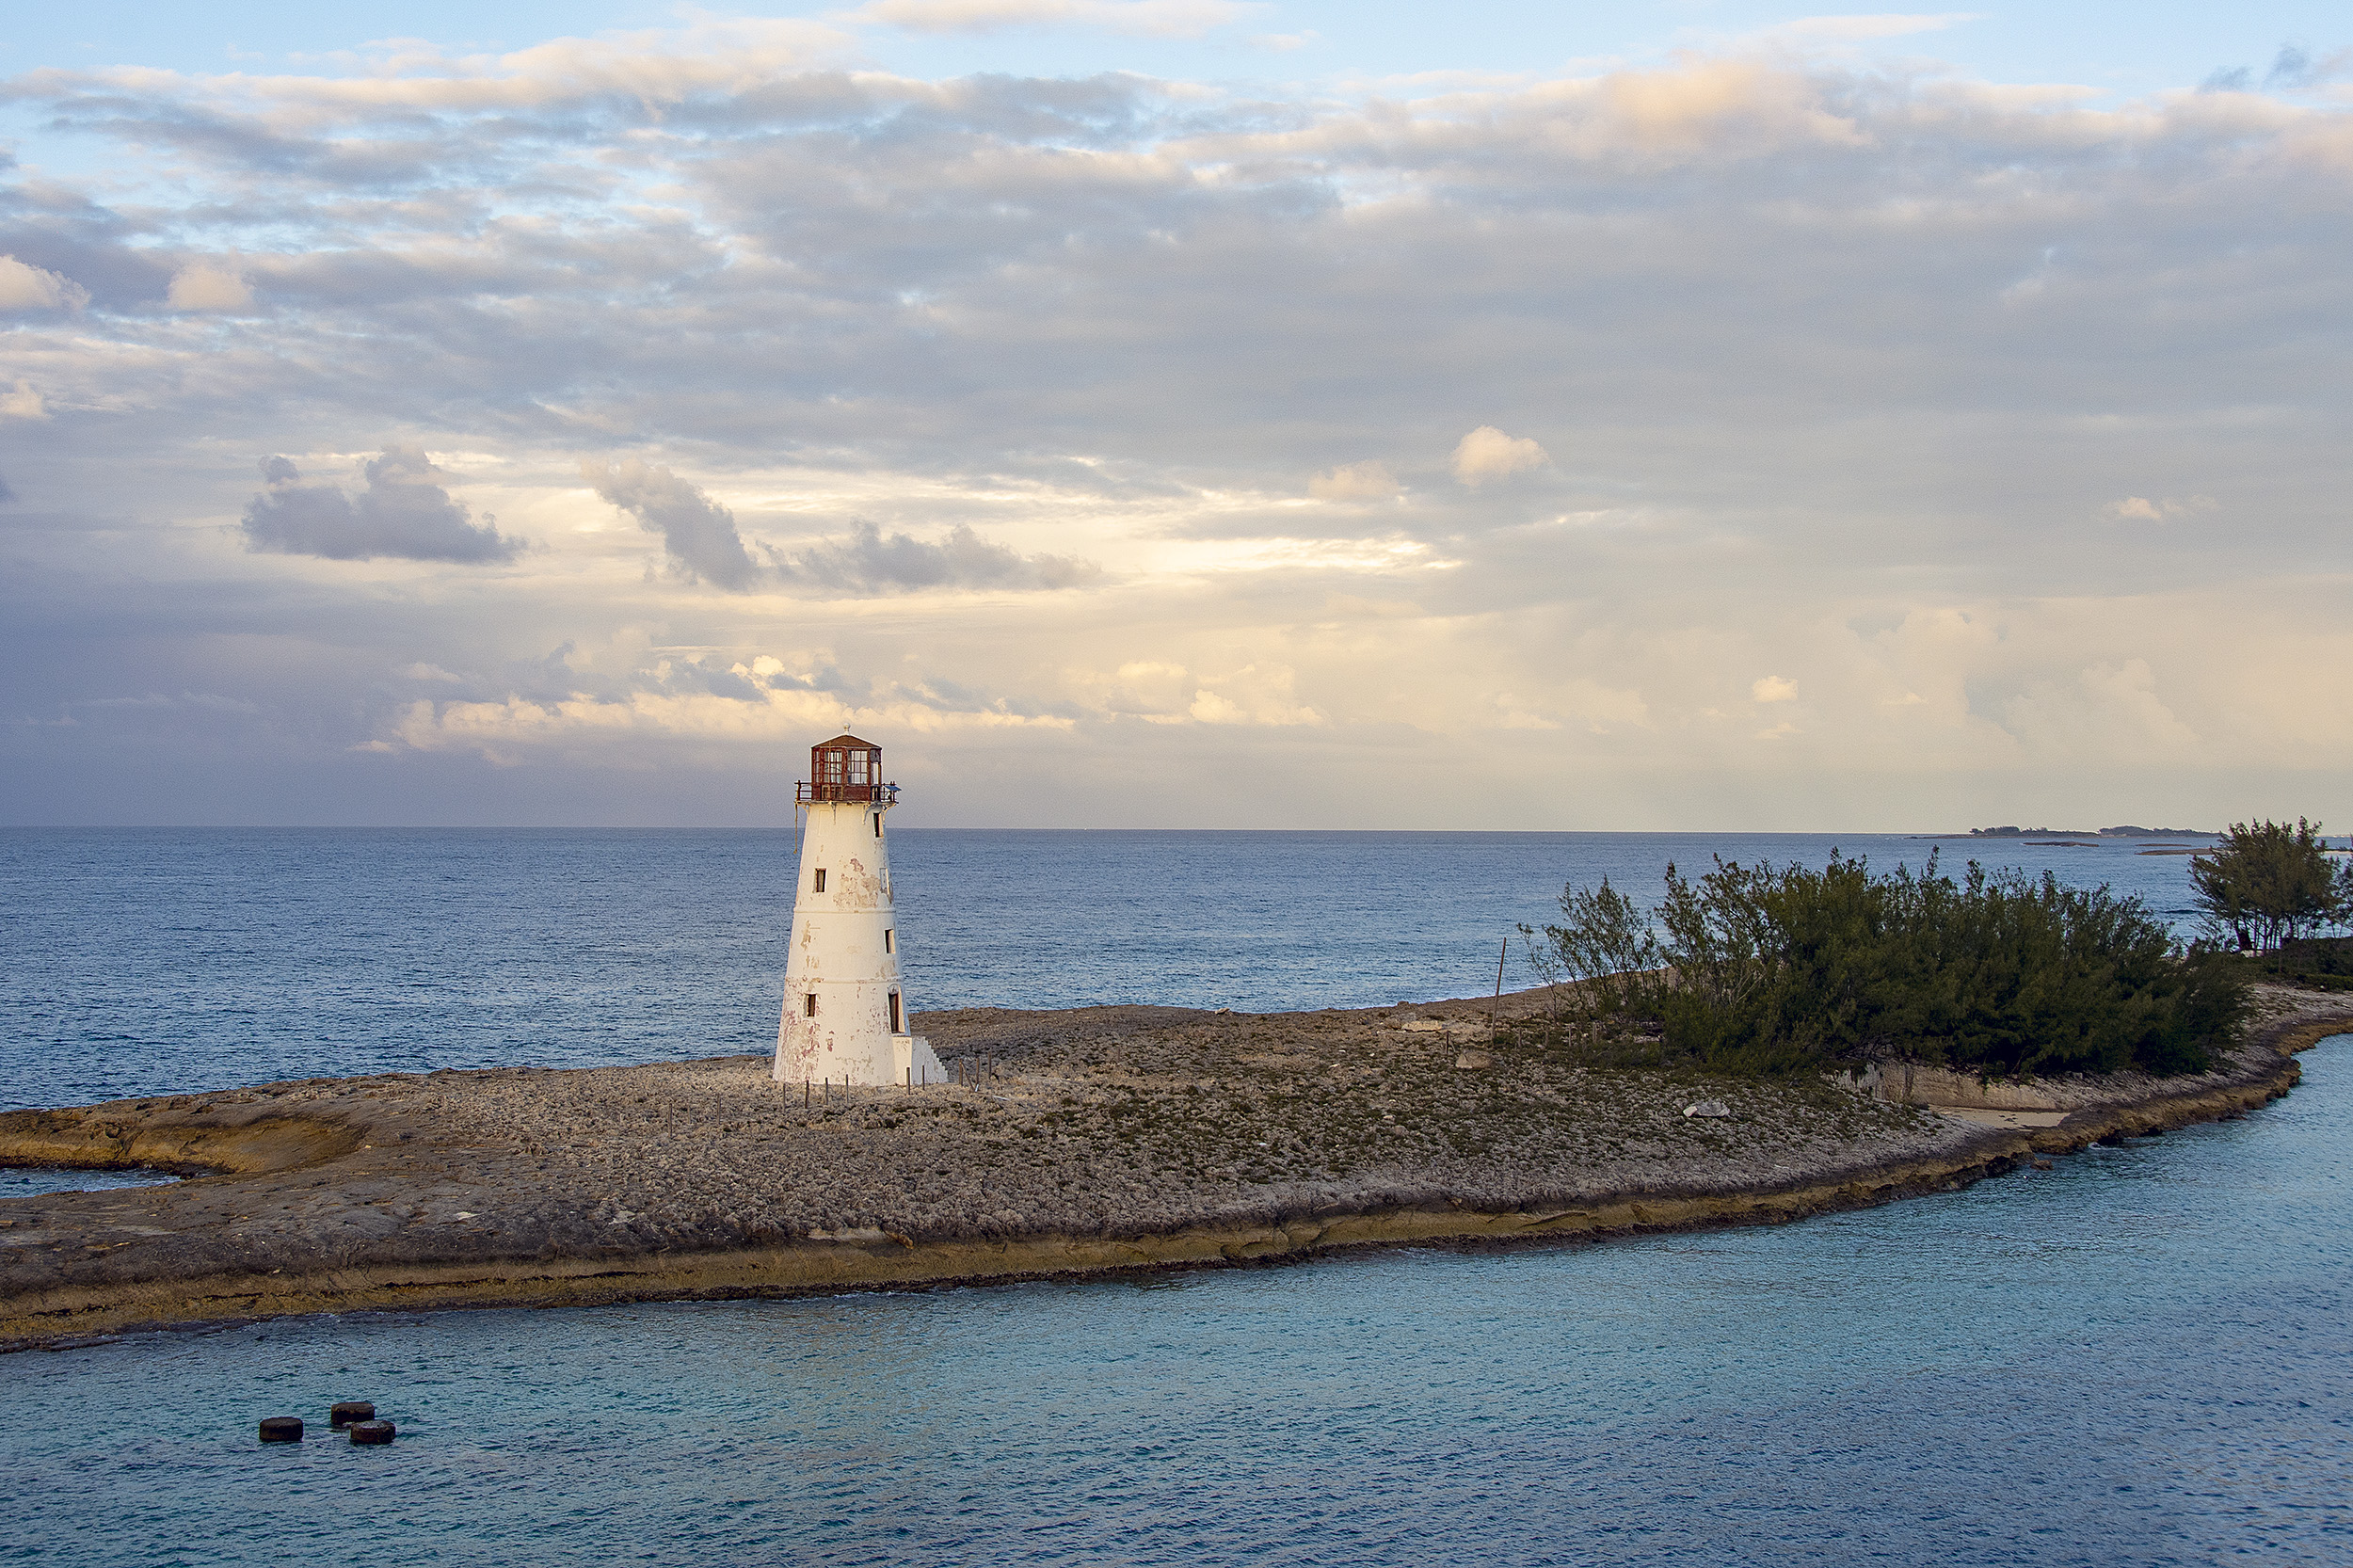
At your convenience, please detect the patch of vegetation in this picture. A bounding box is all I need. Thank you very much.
[1519,851,2244,1080]
[2190,818,2352,958]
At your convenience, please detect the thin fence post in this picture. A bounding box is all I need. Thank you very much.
[1491,936,1507,1035]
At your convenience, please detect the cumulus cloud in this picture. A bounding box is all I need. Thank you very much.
[791,521,1100,594]
[1450,426,1550,488]
[242,448,521,563]
[0,256,88,312]
[1184,664,1324,727]
[2000,659,2200,761]
[1308,460,1401,501]
[6,38,2353,827]
[387,649,1073,764]
[1752,676,1799,703]
[167,263,254,312]
[581,458,762,591]
[581,458,1097,595]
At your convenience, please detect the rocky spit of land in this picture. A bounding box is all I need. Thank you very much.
[4,985,2348,1352]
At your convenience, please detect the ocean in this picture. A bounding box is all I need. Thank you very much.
[0,827,2213,1111]
[5,829,2345,1565]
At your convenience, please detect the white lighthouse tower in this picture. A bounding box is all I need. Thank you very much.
[774,732,944,1088]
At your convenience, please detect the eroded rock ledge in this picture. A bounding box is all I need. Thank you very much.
[5,985,2346,1352]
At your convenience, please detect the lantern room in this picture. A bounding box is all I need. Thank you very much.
[798,733,895,804]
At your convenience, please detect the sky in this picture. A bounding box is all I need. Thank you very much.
[1,4,2347,829]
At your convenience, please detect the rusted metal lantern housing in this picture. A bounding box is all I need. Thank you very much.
[798,734,896,805]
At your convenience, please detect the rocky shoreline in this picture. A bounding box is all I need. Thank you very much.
[5,984,2349,1353]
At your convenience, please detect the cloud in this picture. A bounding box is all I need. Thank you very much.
[790,520,1100,594]
[1752,676,1799,703]
[1450,427,1551,488]
[580,458,1097,595]
[2000,658,2199,761]
[242,448,522,563]
[1,381,47,421]
[1070,659,1321,727]
[388,663,1072,763]
[1186,664,1324,726]
[1576,56,1870,154]
[12,17,851,121]
[167,263,254,312]
[848,0,1257,38]
[0,256,88,312]
[1308,460,1401,501]
[6,41,2353,828]
[2265,44,2352,92]
[2198,47,2345,96]
[581,458,762,591]
[2106,495,2217,522]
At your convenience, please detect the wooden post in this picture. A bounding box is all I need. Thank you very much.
[1491,937,1507,1033]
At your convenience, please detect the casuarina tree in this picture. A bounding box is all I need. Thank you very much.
[1526,852,2242,1078]
[2188,818,2346,956]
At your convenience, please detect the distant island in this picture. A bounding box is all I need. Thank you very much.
[1964,825,2212,838]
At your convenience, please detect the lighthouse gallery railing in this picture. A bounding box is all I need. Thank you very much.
[796,781,900,804]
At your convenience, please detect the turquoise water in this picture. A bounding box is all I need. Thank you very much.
[7,828,2344,1565]
[5,1034,2346,1564]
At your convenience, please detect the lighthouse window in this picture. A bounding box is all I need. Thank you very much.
[889,992,902,1032]
[812,869,826,892]
[873,812,883,838]
[803,993,817,1017]
[884,929,893,952]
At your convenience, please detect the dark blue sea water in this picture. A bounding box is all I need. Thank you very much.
[0,828,2211,1112]
[8,830,2346,1566]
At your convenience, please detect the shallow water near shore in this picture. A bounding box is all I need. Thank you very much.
[0,1165,177,1198]
[5,1033,2347,1564]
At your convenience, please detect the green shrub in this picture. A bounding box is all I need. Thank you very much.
[1525,853,2244,1080]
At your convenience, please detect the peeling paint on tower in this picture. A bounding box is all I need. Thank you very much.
[773,733,945,1088]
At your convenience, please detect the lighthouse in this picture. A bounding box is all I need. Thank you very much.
[774,733,945,1088]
